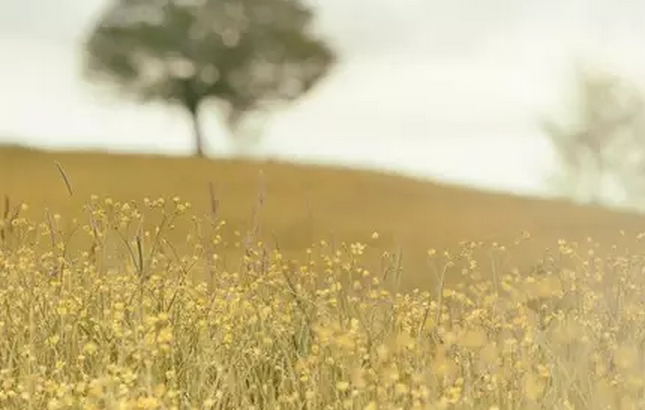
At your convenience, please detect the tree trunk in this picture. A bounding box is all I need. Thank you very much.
[188,103,206,157]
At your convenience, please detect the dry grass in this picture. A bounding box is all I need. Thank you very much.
[2,192,645,409]
[3,145,645,408]
[2,145,645,291]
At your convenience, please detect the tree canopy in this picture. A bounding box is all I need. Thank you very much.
[83,0,336,156]
[542,66,645,209]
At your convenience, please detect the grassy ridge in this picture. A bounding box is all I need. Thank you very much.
[2,145,645,290]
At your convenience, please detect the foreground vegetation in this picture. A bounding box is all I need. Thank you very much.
[2,195,645,410]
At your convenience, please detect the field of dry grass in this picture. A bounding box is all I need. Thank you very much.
[2,144,645,291]
[3,147,645,408]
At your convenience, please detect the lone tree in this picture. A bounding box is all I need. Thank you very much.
[541,66,645,208]
[83,0,336,157]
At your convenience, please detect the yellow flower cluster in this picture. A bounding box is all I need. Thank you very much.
[0,197,644,409]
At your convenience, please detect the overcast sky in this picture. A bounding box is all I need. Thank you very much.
[2,0,645,198]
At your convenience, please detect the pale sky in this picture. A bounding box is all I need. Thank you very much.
[2,0,645,198]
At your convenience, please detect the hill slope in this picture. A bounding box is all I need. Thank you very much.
[2,145,644,290]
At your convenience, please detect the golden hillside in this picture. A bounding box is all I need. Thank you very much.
[1,144,644,290]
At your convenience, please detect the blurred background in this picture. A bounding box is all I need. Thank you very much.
[2,0,645,210]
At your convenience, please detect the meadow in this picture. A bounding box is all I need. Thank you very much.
[3,145,645,290]
[3,145,645,409]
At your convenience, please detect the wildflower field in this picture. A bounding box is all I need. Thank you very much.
[4,147,645,409]
[3,145,645,289]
